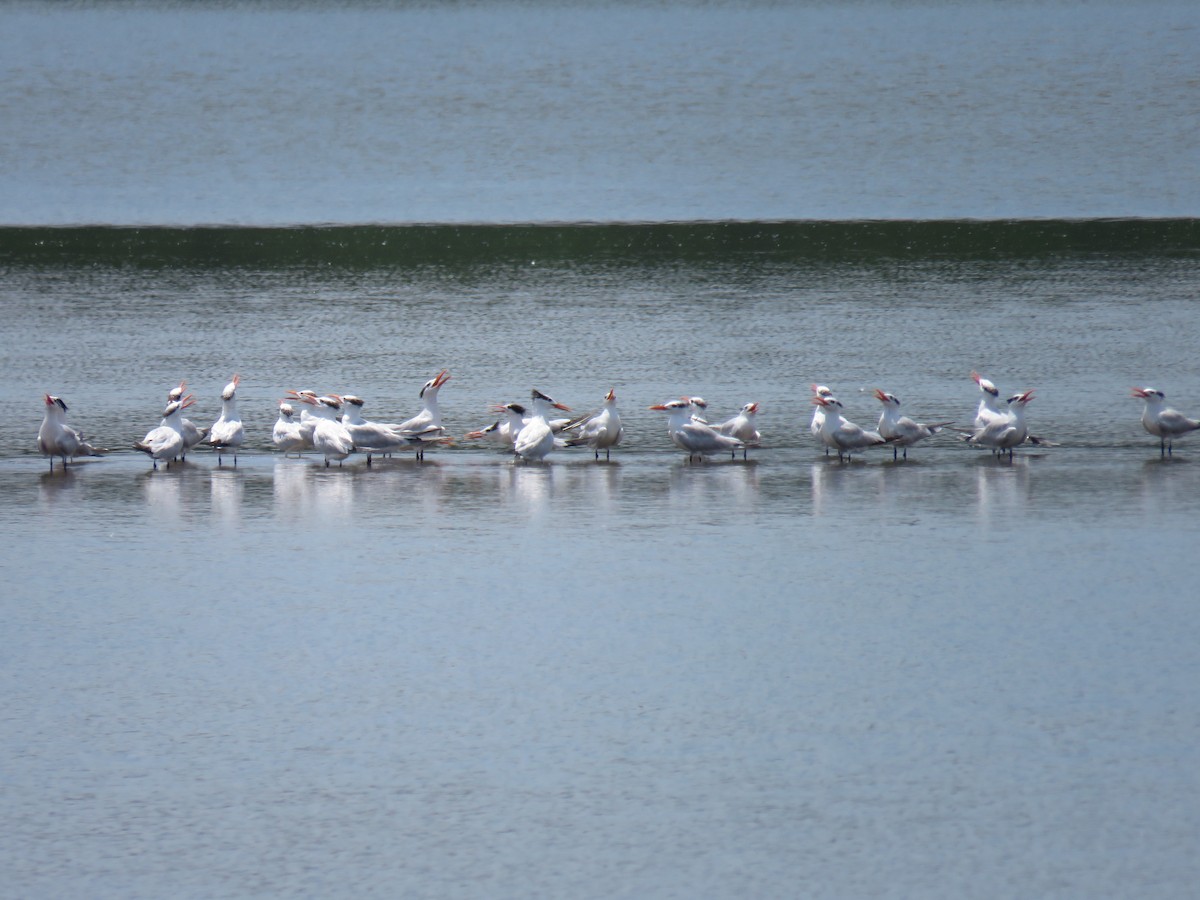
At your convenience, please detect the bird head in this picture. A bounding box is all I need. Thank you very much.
[972,371,999,397]
[420,369,451,398]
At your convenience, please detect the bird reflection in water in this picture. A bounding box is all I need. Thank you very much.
[669,459,760,513]
[973,458,1031,522]
[209,468,244,523]
[37,466,77,508]
[501,462,564,514]
[143,467,185,521]
[809,461,883,518]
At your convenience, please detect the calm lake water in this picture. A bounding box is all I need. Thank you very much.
[2,0,1200,897]
[4,222,1200,898]
[2,0,1198,223]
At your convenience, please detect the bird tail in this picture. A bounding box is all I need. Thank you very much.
[557,411,596,433]
[132,442,152,456]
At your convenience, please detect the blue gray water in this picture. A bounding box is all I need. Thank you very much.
[1,0,1197,224]
[2,0,1200,897]
[4,228,1200,898]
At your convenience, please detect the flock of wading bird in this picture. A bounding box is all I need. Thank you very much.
[32,369,1200,472]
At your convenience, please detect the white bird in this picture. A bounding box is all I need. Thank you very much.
[688,396,709,424]
[205,374,245,466]
[649,397,744,461]
[272,401,309,457]
[339,394,419,464]
[134,396,194,469]
[393,369,451,460]
[966,390,1035,458]
[302,394,355,467]
[37,394,103,471]
[513,390,572,461]
[873,389,951,460]
[810,384,835,453]
[813,395,889,461]
[972,371,1006,430]
[284,389,321,446]
[464,403,527,447]
[166,381,207,460]
[1132,386,1200,456]
[715,401,761,459]
[563,388,624,459]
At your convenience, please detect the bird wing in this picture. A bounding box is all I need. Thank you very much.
[395,409,433,433]
[514,420,552,457]
[208,419,244,447]
[1158,409,1200,434]
[679,421,741,451]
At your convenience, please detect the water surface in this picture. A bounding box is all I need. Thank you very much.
[3,0,1200,893]
[4,221,1200,897]
[2,0,1197,224]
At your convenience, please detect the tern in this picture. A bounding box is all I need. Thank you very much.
[873,389,951,459]
[972,371,1006,430]
[340,394,419,464]
[284,389,322,447]
[166,381,207,460]
[562,388,624,459]
[205,374,245,466]
[715,402,761,459]
[37,394,104,471]
[272,401,309,457]
[393,369,451,460]
[649,397,744,462]
[302,394,355,467]
[466,402,572,448]
[813,395,888,461]
[134,396,194,469]
[1132,386,1200,455]
[810,384,834,453]
[514,390,572,461]
[465,403,527,447]
[966,390,1035,459]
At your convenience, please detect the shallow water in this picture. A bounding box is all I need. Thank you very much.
[3,0,1200,894]
[4,223,1200,897]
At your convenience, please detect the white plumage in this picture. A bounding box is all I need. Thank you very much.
[514,390,571,461]
[37,394,103,471]
[205,374,245,466]
[813,395,888,461]
[134,396,194,469]
[649,398,744,461]
[1132,386,1200,456]
[563,388,624,460]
